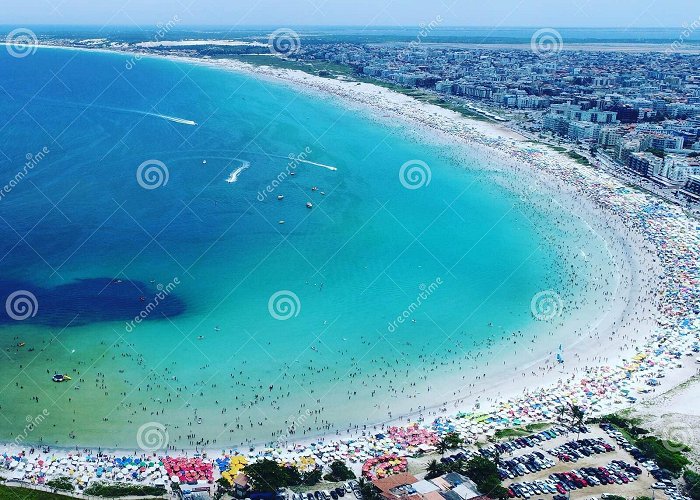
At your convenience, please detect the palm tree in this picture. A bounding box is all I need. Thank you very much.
[568,404,586,439]
[426,459,443,479]
[436,438,449,456]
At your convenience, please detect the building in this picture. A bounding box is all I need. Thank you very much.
[663,155,700,184]
[641,133,685,151]
[568,121,600,141]
[627,152,662,177]
[372,472,485,500]
[683,175,700,199]
[598,127,623,147]
[549,103,618,124]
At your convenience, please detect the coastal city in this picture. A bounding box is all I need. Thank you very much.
[289,41,700,205]
[1,5,700,500]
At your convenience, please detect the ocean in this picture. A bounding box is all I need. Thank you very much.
[0,47,616,449]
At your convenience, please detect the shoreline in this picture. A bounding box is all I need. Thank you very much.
[1,45,699,482]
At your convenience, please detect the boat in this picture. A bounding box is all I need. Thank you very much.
[52,374,72,383]
[278,220,285,224]
[17,342,25,347]
[277,195,284,200]
[306,202,313,209]
[312,186,318,191]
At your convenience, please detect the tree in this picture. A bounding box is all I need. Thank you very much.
[425,459,446,479]
[327,460,356,481]
[436,438,449,456]
[463,456,508,499]
[568,404,586,439]
[243,459,300,492]
[302,467,323,486]
[443,431,464,449]
[684,470,700,500]
[358,478,383,500]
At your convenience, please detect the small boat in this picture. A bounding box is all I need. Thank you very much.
[311,186,318,191]
[214,326,220,332]
[306,202,313,209]
[52,374,72,383]
[202,160,207,165]
[277,195,284,200]
[278,220,285,224]
[290,172,295,176]
[17,342,25,347]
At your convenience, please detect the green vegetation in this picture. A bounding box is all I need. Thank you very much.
[46,477,73,492]
[357,478,383,500]
[83,481,165,497]
[301,468,322,486]
[323,460,356,482]
[0,484,76,500]
[684,469,700,500]
[566,150,591,165]
[244,459,305,491]
[462,456,509,499]
[243,459,326,490]
[635,436,691,476]
[648,147,666,159]
[550,145,568,152]
[224,54,494,122]
[224,54,357,79]
[597,414,691,477]
[494,423,550,440]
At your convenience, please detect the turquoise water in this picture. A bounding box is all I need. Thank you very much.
[0,48,614,449]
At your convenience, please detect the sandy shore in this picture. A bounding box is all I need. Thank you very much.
[1,46,699,484]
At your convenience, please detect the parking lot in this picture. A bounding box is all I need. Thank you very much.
[493,425,675,499]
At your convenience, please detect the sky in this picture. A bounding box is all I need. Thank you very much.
[2,0,698,28]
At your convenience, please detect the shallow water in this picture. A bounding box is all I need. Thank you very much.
[0,48,615,450]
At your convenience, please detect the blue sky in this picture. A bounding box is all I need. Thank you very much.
[4,0,698,27]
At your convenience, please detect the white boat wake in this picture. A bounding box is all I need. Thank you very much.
[225,161,250,183]
[142,112,197,126]
[294,159,338,171]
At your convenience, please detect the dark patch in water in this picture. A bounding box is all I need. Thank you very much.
[0,278,185,327]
